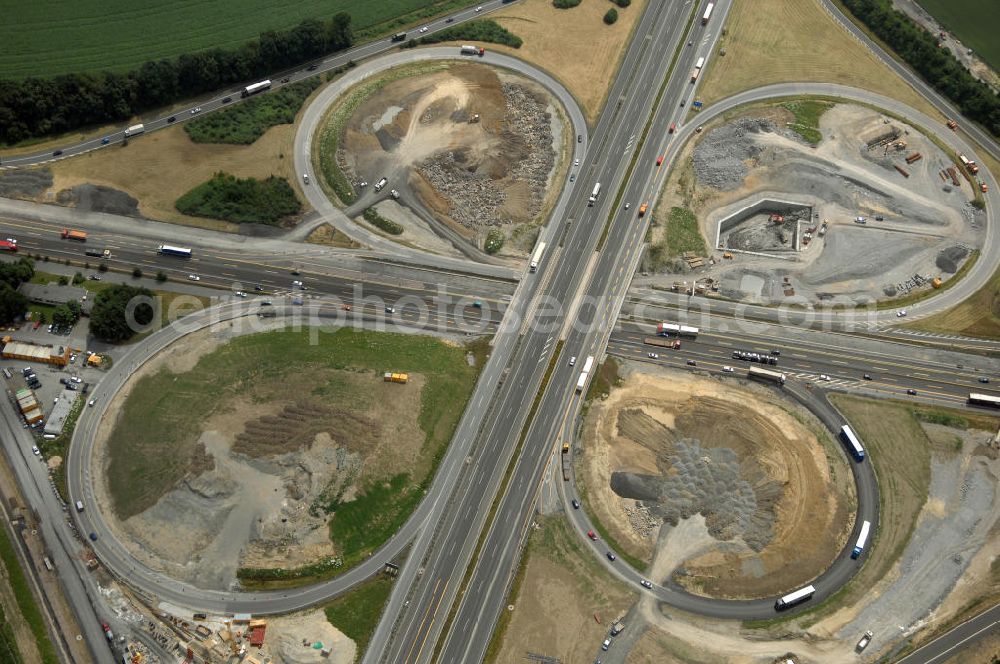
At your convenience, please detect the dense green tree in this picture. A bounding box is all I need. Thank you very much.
[0,282,27,324]
[0,257,34,287]
[90,284,155,343]
[52,300,81,328]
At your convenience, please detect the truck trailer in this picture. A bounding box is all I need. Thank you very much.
[529,241,547,273]
[460,44,486,56]
[61,229,87,241]
[124,123,144,137]
[588,182,601,206]
[702,2,715,24]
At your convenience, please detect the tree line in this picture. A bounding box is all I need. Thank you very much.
[841,0,999,139]
[0,13,353,145]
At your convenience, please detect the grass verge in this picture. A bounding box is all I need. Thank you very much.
[904,252,1000,338]
[324,575,394,660]
[184,79,322,144]
[362,207,404,235]
[408,19,522,48]
[0,527,58,664]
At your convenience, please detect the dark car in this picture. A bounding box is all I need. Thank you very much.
[167,116,176,123]
[978,377,990,384]
[89,532,98,541]
[222,96,232,103]
[281,77,291,83]
[606,551,616,561]
[907,388,917,395]
[571,499,580,509]
[254,284,264,291]
[686,359,697,366]
[307,64,318,71]
[446,17,454,22]
[53,150,63,156]
[101,136,110,145]
[770,349,781,356]
[577,134,582,143]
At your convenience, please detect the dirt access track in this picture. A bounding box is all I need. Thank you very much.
[659,102,985,305]
[579,363,855,599]
[337,63,565,256]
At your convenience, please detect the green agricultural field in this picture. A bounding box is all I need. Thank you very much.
[0,0,479,79]
[918,0,1000,72]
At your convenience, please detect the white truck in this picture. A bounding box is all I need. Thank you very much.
[529,241,547,273]
[588,182,601,206]
[374,177,388,192]
[124,123,144,137]
[460,44,485,56]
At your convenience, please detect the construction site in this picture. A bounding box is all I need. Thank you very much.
[336,62,567,257]
[658,103,986,304]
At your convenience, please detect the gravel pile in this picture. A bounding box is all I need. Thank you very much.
[418,83,554,229]
[936,245,969,273]
[693,117,775,190]
[610,409,780,551]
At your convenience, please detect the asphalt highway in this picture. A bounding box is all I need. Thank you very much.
[369,1,725,661]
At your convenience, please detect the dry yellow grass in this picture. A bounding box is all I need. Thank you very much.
[306,223,363,248]
[697,0,943,122]
[48,121,304,232]
[491,0,649,125]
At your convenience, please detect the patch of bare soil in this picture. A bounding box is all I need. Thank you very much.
[492,516,635,664]
[305,224,362,248]
[580,363,853,599]
[0,168,53,199]
[94,323,428,590]
[55,183,140,217]
[261,609,356,664]
[339,64,559,251]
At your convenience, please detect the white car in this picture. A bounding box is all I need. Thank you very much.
[234,291,247,298]
[70,376,82,384]
[897,310,907,317]
[569,356,576,366]
[819,374,831,381]
[419,26,429,33]
[188,274,200,281]
[88,399,96,407]
[640,579,653,589]
[648,352,658,359]
[190,107,202,114]
[574,158,579,166]
[722,366,734,373]
[292,280,303,288]
[32,446,40,456]
[476,5,483,11]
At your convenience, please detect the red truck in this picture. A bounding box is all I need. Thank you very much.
[0,239,17,252]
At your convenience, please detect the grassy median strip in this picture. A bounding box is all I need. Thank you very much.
[0,528,57,664]
[432,340,563,662]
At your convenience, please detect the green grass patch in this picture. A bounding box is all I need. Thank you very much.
[0,597,24,664]
[176,172,301,225]
[0,527,58,664]
[410,19,522,48]
[653,206,707,260]
[586,356,620,401]
[363,207,404,235]
[184,79,321,144]
[917,0,1000,72]
[780,100,832,145]
[324,575,394,659]
[0,0,482,78]
[109,328,481,584]
[316,62,447,205]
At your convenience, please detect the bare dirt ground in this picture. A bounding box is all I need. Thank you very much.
[91,321,427,590]
[580,362,854,599]
[613,397,1000,664]
[356,200,466,258]
[339,65,561,256]
[646,103,983,305]
[491,0,649,124]
[305,224,363,248]
[491,516,636,664]
[263,610,355,664]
